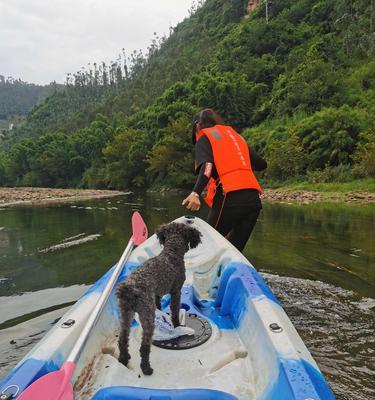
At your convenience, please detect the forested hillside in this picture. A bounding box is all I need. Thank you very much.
[0,77,59,144]
[0,77,57,120]
[0,0,374,189]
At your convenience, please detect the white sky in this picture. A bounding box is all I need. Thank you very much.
[0,0,196,84]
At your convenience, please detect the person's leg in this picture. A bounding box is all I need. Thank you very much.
[207,207,220,227]
[207,192,261,251]
[226,208,261,252]
[207,195,235,238]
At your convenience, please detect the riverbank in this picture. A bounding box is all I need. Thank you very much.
[0,187,126,207]
[0,185,374,207]
[155,187,375,204]
[262,179,375,204]
[262,189,375,204]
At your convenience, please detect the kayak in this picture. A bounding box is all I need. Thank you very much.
[0,216,335,400]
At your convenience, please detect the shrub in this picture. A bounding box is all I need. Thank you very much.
[295,106,372,169]
[0,152,8,185]
[264,131,308,181]
[352,131,375,177]
[81,161,108,189]
[307,164,353,183]
[271,57,344,116]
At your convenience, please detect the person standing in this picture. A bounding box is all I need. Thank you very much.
[182,109,267,252]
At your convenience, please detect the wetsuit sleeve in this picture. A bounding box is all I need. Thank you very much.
[195,135,214,174]
[249,146,267,171]
[193,162,212,195]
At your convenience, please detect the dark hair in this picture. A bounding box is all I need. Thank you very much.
[191,109,223,144]
[197,109,223,128]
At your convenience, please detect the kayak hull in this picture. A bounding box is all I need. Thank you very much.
[0,216,335,400]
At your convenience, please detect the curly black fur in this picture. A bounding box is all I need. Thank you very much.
[116,222,202,375]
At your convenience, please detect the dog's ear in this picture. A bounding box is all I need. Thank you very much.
[186,227,202,249]
[156,224,168,245]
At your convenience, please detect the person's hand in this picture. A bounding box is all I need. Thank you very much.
[182,192,201,211]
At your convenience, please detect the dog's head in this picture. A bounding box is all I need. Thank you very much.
[156,222,202,252]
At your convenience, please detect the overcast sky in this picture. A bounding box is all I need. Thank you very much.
[0,0,196,85]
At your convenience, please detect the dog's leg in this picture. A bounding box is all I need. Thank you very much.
[170,287,182,328]
[155,295,162,310]
[118,308,134,367]
[138,301,155,375]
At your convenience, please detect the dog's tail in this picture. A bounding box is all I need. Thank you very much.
[116,283,143,310]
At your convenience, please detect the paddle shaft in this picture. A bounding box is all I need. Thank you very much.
[67,240,134,364]
[15,212,147,400]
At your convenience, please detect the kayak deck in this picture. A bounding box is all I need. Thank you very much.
[75,283,255,399]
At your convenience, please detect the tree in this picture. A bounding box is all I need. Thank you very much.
[295,106,372,169]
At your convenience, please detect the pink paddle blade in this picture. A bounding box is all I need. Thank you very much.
[131,211,148,246]
[17,362,75,400]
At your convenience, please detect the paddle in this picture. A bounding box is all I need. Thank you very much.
[18,211,148,400]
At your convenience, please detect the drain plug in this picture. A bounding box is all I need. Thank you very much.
[269,323,283,333]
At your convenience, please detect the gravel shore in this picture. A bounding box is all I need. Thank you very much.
[0,187,374,207]
[262,189,375,204]
[0,187,125,207]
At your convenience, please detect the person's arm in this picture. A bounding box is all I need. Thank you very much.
[193,162,212,195]
[249,146,267,171]
[183,136,213,211]
[195,136,214,173]
[182,162,214,211]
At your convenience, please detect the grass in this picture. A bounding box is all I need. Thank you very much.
[266,179,375,193]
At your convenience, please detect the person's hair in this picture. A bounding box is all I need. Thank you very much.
[191,109,223,144]
[197,109,223,129]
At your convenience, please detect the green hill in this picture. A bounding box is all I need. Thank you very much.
[0,77,61,145]
[0,77,54,119]
[0,0,374,189]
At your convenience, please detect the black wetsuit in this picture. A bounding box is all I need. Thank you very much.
[193,134,267,252]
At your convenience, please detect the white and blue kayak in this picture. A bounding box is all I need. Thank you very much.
[0,216,335,400]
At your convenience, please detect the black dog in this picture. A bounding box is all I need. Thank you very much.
[116,222,201,375]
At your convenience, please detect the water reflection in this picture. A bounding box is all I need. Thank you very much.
[247,202,375,298]
[1,194,373,297]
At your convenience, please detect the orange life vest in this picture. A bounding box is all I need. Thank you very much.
[195,125,262,208]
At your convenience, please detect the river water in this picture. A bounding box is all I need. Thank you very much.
[0,193,374,399]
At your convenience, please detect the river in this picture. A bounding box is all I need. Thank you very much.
[0,193,374,399]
